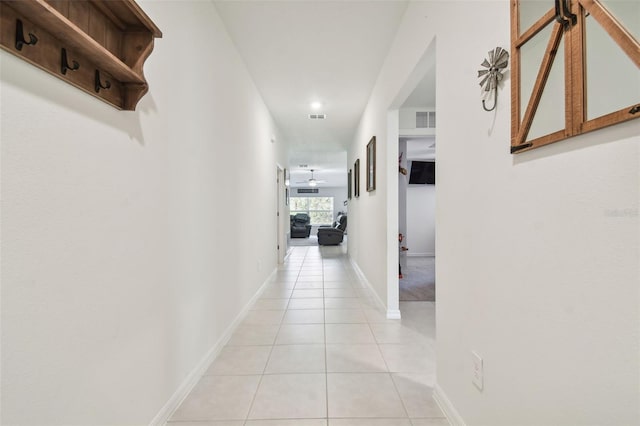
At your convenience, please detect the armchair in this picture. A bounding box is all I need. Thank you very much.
[290,213,312,238]
[317,214,347,245]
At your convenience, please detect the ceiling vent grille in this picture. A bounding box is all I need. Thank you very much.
[308,114,326,120]
[298,188,319,193]
[416,111,436,128]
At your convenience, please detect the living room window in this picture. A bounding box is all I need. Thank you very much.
[290,197,334,226]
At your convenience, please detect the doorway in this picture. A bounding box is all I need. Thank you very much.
[386,38,437,312]
[276,166,286,264]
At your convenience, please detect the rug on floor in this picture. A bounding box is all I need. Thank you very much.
[400,256,435,301]
[288,234,318,246]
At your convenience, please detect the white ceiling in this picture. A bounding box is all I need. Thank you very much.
[214,1,421,188]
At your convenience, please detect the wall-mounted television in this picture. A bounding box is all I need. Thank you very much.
[409,161,435,184]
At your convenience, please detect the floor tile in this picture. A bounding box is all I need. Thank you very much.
[410,419,450,426]
[298,271,323,277]
[205,346,271,375]
[241,310,285,326]
[167,421,244,426]
[323,281,355,289]
[288,298,324,309]
[324,309,367,324]
[325,324,376,344]
[283,309,325,324]
[324,289,357,298]
[369,323,430,344]
[362,308,393,323]
[248,374,327,419]
[326,344,388,372]
[294,281,325,289]
[324,298,362,309]
[246,420,327,426]
[327,373,407,418]
[252,299,290,310]
[378,344,435,373]
[329,419,412,426]
[170,375,260,421]
[265,344,326,373]
[275,324,325,344]
[226,325,279,346]
[324,269,351,281]
[292,289,324,298]
[261,287,293,299]
[267,281,297,289]
[391,373,443,418]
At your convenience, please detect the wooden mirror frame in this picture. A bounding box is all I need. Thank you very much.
[510,0,640,153]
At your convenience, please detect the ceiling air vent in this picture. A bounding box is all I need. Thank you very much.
[298,188,319,194]
[416,111,436,128]
[308,114,326,120]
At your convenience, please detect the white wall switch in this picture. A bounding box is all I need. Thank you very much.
[472,351,483,391]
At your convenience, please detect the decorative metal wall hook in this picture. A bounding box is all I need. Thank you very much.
[15,19,38,51]
[94,70,111,93]
[61,48,79,75]
[477,47,509,112]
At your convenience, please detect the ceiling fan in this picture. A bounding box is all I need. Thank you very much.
[295,169,326,187]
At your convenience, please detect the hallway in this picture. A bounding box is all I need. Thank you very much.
[168,246,446,425]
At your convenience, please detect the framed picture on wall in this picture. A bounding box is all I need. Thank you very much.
[354,159,360,198]
[366,136,376,192]
[348,169,352,199]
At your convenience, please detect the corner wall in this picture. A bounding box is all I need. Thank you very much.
[349,1,639,425]
[0,1,288,424]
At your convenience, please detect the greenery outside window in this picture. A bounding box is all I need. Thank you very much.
[290,197,334,226]
[511,0,639,153]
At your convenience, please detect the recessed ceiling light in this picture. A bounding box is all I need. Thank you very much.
[310,101,322,110]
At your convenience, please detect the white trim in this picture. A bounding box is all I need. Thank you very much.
[149,268,277,425]
[385,109,401,318]
[386,309,402,319]
[348,256,401,320]
[406,252,435,257]
[433,384,466,426]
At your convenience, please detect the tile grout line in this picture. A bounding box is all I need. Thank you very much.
[242,247,307,425]
[322,249,330,423]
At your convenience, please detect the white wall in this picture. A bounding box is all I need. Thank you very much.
[406,184,436,256]
[349,1,639,425]
[0,1,288,424]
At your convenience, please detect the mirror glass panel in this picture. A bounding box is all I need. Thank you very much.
[525,29,566,141]
[585,13,640,120]
[519,0,553,35]
[598,0,639,42]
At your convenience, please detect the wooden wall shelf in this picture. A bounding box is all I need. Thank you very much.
[0,0,162,111]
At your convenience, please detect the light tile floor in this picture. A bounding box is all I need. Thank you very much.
[168,245,447,426]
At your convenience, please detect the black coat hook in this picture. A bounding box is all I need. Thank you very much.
[15,19,38,51]
[94,70,111,93]
[61,48,79,75]
[482,89,498,112]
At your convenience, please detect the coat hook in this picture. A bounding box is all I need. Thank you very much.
[94,70,111,93]
[482,89,498,112]
[15,19,38,51]
[477,47,509,113]
[61,48,79,75]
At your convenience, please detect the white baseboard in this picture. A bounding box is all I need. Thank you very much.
[386,309,401,319]
[348,256,400,320]
[433,384,466,426]
[149,269,277,425]
[406,252,435,257]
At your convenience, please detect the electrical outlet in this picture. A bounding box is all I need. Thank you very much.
[472,351,483,391]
